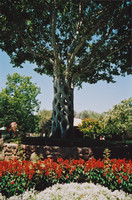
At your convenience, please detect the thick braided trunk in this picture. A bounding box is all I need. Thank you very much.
[52,76,74,138]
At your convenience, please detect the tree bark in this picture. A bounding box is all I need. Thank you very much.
[52,76,74,138]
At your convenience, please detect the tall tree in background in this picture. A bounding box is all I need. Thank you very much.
[38,109,52,130]
[0,73,40,132]
[78,110,104,120]
[0,1,131,138]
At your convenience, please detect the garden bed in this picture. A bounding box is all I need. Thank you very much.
[0,157,131,198]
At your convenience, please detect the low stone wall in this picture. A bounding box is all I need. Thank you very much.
[1,142,132,161]
[2,143,93,161]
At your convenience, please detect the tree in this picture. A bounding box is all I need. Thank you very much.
[78,110,104,120]
[0,73,40,133]
[103,98,132,140]
[38,109,52,130]
[0,1,131,138]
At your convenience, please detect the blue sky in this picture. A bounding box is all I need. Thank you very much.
[0,50,132,114]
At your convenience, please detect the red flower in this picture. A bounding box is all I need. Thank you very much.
[11,181,14,185]
[123,175,128,181]
[66,175,69,179]
[118,178,121,184]
[57,158,64,164]
[116,175,121,184]
[103,172,106,177]
[69,170,72,175]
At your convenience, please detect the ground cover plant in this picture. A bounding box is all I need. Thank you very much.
[0,157,131,198]
[0,182,132,200]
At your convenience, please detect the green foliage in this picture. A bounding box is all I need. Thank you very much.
[78,118,102,139]
[0,172,35,198]
[78,110,104,120]
[37,109,52,137]
[102,98,132,140]
[0,73,40,133]
[0,1,131,85]
[78,98,132,141]
[38,109,52,130]
[103,148,111,160]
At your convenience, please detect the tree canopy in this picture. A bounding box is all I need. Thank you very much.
[0,1,131,86]
[0,73,40,132]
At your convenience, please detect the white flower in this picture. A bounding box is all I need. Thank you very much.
[6,183,132,200]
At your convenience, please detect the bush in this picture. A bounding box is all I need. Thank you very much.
[78,98,132,141]
[78,118,102,139]
[0,157,131,198]
[102,98,132,140]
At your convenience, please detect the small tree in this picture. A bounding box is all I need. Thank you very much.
[0,73,40,133]
[0,1,131,138]
[103,98,132,140]
[38,109,52,130]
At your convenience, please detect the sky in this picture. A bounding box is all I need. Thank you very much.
[0,49,132,114]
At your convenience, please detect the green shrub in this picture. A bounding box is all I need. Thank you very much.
[78,118,102,139]
[102,98,132,140]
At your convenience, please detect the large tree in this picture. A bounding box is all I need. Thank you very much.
[0,73,40,132]
[0,1,131,138]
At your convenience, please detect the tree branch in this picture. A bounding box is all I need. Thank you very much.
[70,3,83,48]
[67,9,107,72]
[81,26,113,70]
[106,39,131,57]
[67,21,102,71]
[51,6,61,74]
[26,28,54,61]
[73,39,131,81]
[70,8,103,49]
[17,29,54,64]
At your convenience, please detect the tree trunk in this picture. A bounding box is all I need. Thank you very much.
[52,76,74,138]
